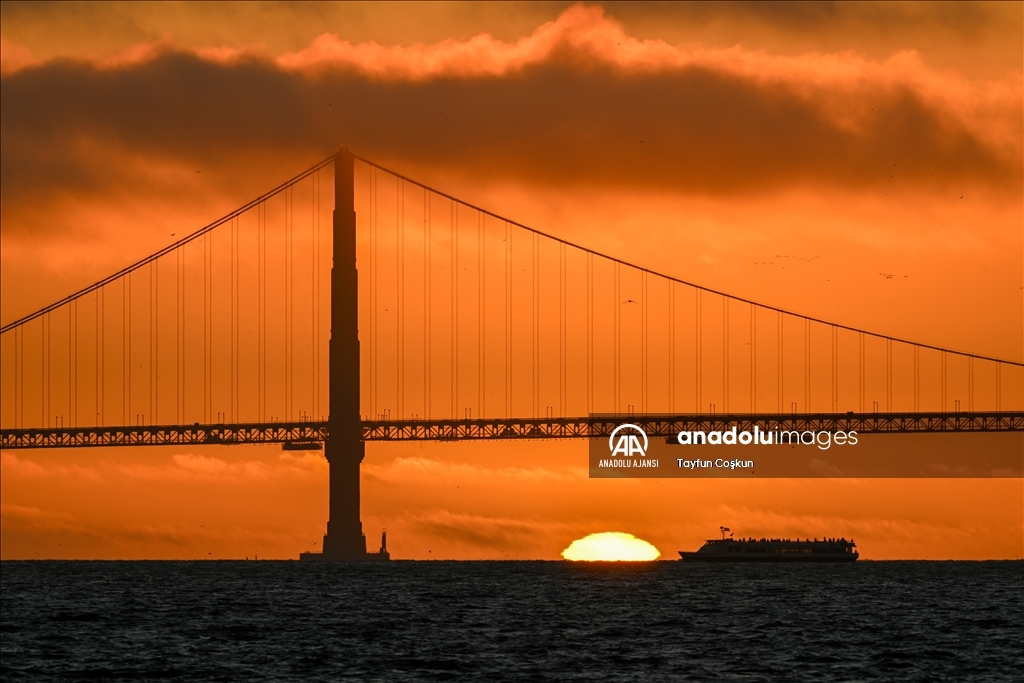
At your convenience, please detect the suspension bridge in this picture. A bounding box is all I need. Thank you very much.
[2,149,1022,560]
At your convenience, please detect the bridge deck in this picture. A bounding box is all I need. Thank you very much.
[1,412,1022,449]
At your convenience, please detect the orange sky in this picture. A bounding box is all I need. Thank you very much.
[1,2,1022,560]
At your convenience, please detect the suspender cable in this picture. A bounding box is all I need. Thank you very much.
[12,324,19,426]
[121,281,126,425]
[480,212,485,418]
[129,271,134,424]
[68,303,72,427]
[454,201,460,418]
[805,318,810,413]
[941,351,946,411]
[371,168,377,417]
[175,249,179,424]
[751,304,757,413]
[260,202,266,421]
[533,233,538,417]
[614,262,620,413]
[696,289,702,413]
[393,178,400,418]
[451,200,456,419]
[506,221,512,418]
[44,313,49,426]
[422,187,428,419]
[427,192,432,419]
[532,233,540,417]
[668,281,674,414]
[914,344,920,412]
[991,362,999,411]
[201,233,207,422]
[561,243,566,416]
[643,270,648,413]
[233,216,237,422]
[723,296,728,414]
[561,242,569,419]
[886,338,893,412]
[587,252,592,414]
[95,291,99,427]
[535,233,540,417]
[995,362,1003,411]
[832,324,837,411]
[312,171,318,420]
[968,356,974,412]
[859,331,866,412]
[288,186,294,420]
[151,262,155,424]
[397,176,403,419]
[777,311,783,413]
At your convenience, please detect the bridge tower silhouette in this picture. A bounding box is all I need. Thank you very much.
[320,148,386,561]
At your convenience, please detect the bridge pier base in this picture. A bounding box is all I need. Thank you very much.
[315,438,389,561]
[322,439,366,558]
[300,437,389,561]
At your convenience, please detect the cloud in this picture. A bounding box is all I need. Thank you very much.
[1,453,106,483]
[0,36,37,75]
[363,456,580,486]
[0,502,74,525]
[408,509,570,551]
[1,449,329,558]
[0,451,325,486]
[1,4,1019,244]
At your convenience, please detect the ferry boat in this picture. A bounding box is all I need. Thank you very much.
[679,528,858,563]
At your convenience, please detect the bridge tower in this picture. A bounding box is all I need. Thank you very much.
[316,147,388,561]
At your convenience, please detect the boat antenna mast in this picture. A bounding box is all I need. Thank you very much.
[720,526,731,540]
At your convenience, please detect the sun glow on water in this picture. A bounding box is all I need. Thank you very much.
[561,532,661,561]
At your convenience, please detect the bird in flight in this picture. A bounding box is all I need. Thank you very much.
[622,299,639,304]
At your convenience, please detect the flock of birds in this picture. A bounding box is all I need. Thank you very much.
[753,254,910,280]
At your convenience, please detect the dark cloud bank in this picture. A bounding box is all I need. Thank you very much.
[1,49,1019,223]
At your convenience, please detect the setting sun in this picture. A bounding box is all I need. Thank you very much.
[561,532,661,561]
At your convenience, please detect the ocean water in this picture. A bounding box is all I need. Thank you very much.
[1,560,1021,682]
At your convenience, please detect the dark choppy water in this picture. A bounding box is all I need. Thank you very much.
[2,561,1021,682]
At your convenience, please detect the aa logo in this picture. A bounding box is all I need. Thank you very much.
[608,424,649,457]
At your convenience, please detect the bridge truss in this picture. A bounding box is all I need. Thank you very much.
[3,411,1022,450]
